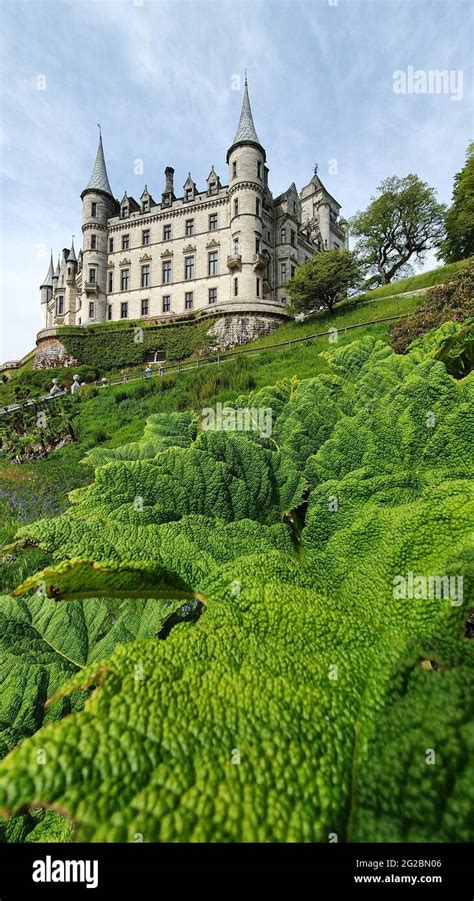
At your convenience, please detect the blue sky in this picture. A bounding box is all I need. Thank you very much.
[0,0,472,360]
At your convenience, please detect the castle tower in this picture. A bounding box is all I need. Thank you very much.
[39,251,54,328]
[65,237,78,324]
[51,254,60,294]
[80,133,116,323]
[226,76,267,306]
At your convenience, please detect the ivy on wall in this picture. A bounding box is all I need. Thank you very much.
[58,319,213,370]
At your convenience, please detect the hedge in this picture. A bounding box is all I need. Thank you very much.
[58,318,213,370]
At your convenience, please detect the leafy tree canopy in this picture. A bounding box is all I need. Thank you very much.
[350,175,446,285]
[286,249,362,316]
[441,142,474,264]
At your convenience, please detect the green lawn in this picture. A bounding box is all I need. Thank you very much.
[352,256,472,303]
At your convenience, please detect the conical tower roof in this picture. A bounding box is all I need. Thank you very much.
[67,236,77,263]
[227,76,265,162]
[233,77,259,144]
[53,254,60,277]
[40,251,54,288]
[82,134,113,197]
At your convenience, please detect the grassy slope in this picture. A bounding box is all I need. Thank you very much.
[0,276,453,581]
[353,256,472,302]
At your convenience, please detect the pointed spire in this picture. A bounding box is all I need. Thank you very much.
[82,133,113,197]
[53,254,60,278]
[40,251,54,288]
[232,76,260,145]
[67,236,77,263]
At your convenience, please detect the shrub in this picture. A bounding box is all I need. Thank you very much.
[388,260,474,353]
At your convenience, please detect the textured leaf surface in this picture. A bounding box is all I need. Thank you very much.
[0,324,472,842]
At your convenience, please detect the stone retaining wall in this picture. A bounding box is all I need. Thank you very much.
[34,337,78,369]
[207,314,282,351]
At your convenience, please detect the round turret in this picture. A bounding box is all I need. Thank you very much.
[227,78,267,306]
[80,134,116,323]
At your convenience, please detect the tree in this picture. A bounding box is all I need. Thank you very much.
[350,175,446,285]
[441,143,474,263]
[286,249,362,316]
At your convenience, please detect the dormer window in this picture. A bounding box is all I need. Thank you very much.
[185,188,193,202]
[121,205,129,219]
[142,199,149,213]
[209,182,217,195]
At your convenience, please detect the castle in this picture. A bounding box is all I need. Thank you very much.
[37,78,347,362]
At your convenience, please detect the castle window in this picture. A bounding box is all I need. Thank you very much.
[108,271,113,292]
[233,237,239,255]
[120,302,128,318]
[185,188,193,202]
[290,229,296,246]
[163,224,171,241]
[89,302,95,318]
[184,291,194,310]
[121,205,129,219]
[208,250,218,276]
[233,198,239,216]
[68,267,71,277]
[89,267,96,284]
[91,202,97,218]
[90,234,97,250]
[122,235,130,251]
[256,198,260,217]
[256,277,260,297]
[142,199,149,213]
[234,277,238,297]
[141,298,149,316]
[281,228,286,244]
[209,287,217,304]
[121,269,129,291]
[58,296,64,314]
[185,256,195,280]
[280,262,287,285]
[232,161,237,179]
[257,161,262,179]
[162,295,171,313]
[291,265,296,277]
[142,229,150,246]
[162,260,172,284]
[141,264,150,288]
[185,219,194,237]
[209,182,217,195]
[108,304,112,320]
[255,237,260,254]
[209,213,218,231]
[109,238,114,253]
